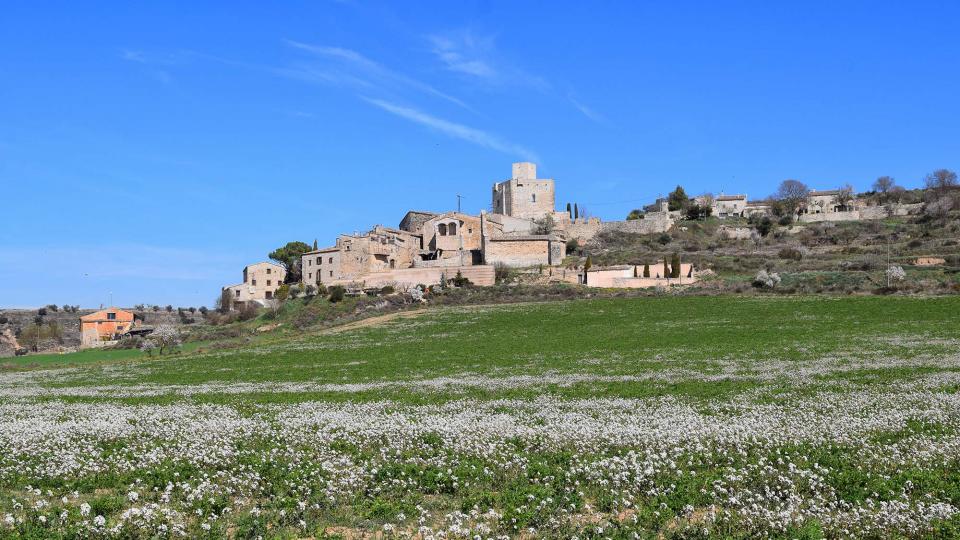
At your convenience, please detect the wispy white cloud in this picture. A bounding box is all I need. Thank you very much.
[284,40,472,111]
[429,34,497,78]
[363,98,536,161]
[568,94,606,124]
[427,30,549,91]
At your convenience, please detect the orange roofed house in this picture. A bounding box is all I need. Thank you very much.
[80,307,136,348]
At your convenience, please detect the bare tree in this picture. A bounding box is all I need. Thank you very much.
[835,184,854,211]
[924,169,958,197]
[873,176,895,196]
[774,179,810,216]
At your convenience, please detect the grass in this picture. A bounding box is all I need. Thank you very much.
[3,295,960,538]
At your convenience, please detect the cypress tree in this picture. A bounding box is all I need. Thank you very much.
[312,239,318,250]
[663,259,669,279]
[583,255,592,284]
[566,202,572,218]
[574,204,579,220]
[671,253,681,278]
[643,263,650,278]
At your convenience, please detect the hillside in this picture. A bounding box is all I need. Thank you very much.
[581,211,960,294]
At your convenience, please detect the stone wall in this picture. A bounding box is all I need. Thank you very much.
[327,265,495,289]
[798,203,920,223]
[484,238,561,267]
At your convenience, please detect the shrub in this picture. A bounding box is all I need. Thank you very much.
[752,269,782,289]
[37,307,47,317]
[755,217,774,237]
[778,247,803,261]
[46,304,59,312]
[305,284,318,297]
[329,285,346,303]
[778,215,794,226]
[565,238,579,254]
[165,305,173,312]
[452,271,472,287]
[886,265,906,284]
[0,315,7,325]
[494,263,512,283]
[380,285,395,295]
[656,233,672,245]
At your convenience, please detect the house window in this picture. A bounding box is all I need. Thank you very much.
[329,271,333,277]
[449,223,457,235]
[252,279,257,286]
[531,193,536,203]
[438,223,448,236]
[235,290,240,298]
[308,272,312,279]
[308,260,312,266]
[267,280,271,286]
[329,257,333,263]
[267,268,271,274]
[107,312,116,320]
[265,291,272,299]
[317,257,321,265]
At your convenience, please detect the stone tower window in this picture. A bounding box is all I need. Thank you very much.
[448,223,457,235]
[531,193,536,203]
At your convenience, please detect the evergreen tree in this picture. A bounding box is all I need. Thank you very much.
[643,263,650,278]
[583,255,592,284]
[566,202,572,218]
[667,186,690,211]
[663,259,670,279]
[312,239,318,250]
[671,253,681,278]
[574,203,579,220]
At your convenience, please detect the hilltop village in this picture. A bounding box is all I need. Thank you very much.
[223,162,927,302]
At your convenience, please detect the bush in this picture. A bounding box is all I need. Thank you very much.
[778,247,803,261]
[778,214,794,226]
[46,304,59,312]
[0,315,7,325]
[656,233,672,245]
[451,270,472,287]
[565,238,579,254]
[494,263,512,283]
[380,285,395,295]
[329,285,346,303]
[752,269,782,289]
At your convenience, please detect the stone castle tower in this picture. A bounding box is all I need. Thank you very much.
[491,162,555,219]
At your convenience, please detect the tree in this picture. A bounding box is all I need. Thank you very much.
[925,169,958,196]
[835,184,854,211]
[216,289,234,314]
[566,202,572,218]
[873,176,896,199]
[670,253,681,278]
[583,256,592,284]
[150,325,181,355]
[643,263,650,278]
[268,241,312,283]
[663,259,669,279]
[574,204,579,220]
[774,179,810,216]
[626,209,644,220]
[312,239,318,250]
[685,203,711,220]
[532,214,555,235]
[667,186,690,212]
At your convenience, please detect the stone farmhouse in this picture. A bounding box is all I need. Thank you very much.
[223,262,286,305]
[80,307,139,349]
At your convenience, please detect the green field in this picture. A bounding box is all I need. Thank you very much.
[3,295,960,538]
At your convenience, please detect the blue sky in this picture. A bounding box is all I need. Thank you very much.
[2,1,958,308]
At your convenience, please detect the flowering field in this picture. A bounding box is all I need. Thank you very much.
[3,296,960,539]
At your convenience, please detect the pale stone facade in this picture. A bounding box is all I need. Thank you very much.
[491,162,556,219]
[223,262,286,304]
[713,194,748,217]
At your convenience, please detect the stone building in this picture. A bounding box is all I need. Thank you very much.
[491,162,556,219]
[713,194,748,217]
[302,226,422,285]
[223,262,286,304]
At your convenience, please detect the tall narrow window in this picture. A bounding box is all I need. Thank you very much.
[531,193,536,203]
[438,223,448,236]
[449,223,457,235]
